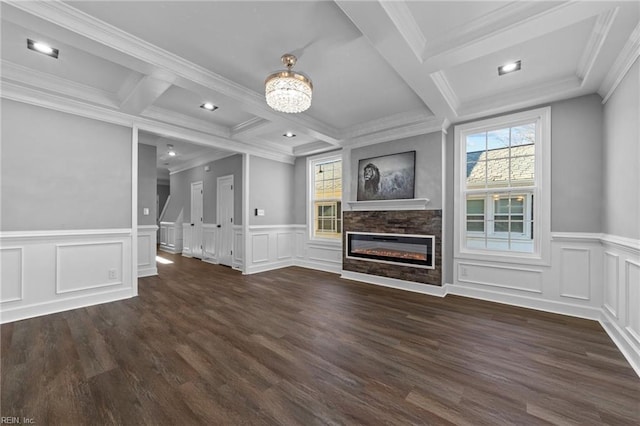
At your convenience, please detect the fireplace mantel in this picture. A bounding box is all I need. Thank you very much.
[346,198,430,211]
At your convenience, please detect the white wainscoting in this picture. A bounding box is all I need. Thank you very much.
[182,223,192,257]
[599,234,640,377]
[451,233,604,320]
[159,221,182,254]
[245,225,299,274]
[232,225,243,270]
[0,229,135,324]
[137,225,158,277]
[202,223,218,264]
[243,225,342,275]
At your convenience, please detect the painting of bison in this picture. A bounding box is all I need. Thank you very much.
[356,151,415,201]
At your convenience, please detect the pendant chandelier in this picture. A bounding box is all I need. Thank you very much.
[265,54,313,114]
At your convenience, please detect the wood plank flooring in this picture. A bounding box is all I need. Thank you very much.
[2,252,639,425]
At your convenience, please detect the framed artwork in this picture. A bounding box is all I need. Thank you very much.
[357,151,416,201]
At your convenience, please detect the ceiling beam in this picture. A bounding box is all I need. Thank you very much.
[335,0,457,121]
[4,0,341,146]
[119,74,172,115]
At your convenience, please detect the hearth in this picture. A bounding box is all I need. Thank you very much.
[346,232,434,269]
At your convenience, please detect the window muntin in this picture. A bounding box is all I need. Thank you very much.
[311,157,342,240]
[463,121,537,254]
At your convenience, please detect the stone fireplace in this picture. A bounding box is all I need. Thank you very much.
[343,209,442,285]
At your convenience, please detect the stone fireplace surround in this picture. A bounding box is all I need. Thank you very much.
[342,208,442,286]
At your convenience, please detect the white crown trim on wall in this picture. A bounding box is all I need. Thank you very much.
[600,22,640,104]
[576,7,619,84]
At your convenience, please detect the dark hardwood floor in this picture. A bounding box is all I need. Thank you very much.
[2,252,639,425]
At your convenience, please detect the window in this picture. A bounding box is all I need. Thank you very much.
[309,156,342,239]
[455,107,550,261]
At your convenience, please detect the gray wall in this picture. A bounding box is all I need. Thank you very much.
[350,132,443,209]
[163,154,243,225]
[249,155,295,225]
[157,183,170,220]
[203,154,243,225]
[549,94,603,232]
[603,60,640,240]
[293,156,307,225]
[1,99,132,231]
[164,166,202,223]
[138,143,157,226]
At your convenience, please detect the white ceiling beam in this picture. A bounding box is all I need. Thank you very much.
[1,81,295,164]
[420,1,618,73]
[4,0,341,147]
[336,0,457,121]
[119,74,172,115]
[1,60,120,108]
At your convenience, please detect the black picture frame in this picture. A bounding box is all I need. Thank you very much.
[356,151,416,201]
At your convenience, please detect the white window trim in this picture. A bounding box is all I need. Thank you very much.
[307,152,343,244]
[454,107,551,266]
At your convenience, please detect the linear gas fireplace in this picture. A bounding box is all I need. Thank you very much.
[346,232,435,269]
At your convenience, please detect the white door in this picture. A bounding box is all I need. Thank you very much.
[217,175,234,267]
[190,181,204,259]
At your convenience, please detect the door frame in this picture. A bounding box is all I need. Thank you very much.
[190,181,204,259]
[217,174,234,267]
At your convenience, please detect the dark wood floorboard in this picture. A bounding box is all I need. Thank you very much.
[2,252,639,425]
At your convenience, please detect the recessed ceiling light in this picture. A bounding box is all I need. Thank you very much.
[283,132,296,138]
[498,60,521,76]
[27,39,59,58]
[200,102,218,111]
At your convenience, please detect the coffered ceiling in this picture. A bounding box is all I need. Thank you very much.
[2,1,638,171]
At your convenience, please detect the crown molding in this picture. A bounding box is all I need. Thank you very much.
[430,71,460,113]
[344,116,446,149]
[231,117,270,138]
[293,141,336,157]
[1,60,119,108]
[141,106,230,139]
[379,0,426,62]
[169,151,236,175]
[421,2,560,62]
[339,109,433,141]
[600,22,640,104]
[1,81,294,164]
[458,76,582,121]
[577,7,619,84]
[5,0,340,146]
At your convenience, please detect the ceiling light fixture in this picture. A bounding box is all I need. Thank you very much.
[283,131,296,138]
[27,39,59,58]
[498,60,521,76]
[200,102,218,111]
[167,144,176,157]
[265,54,313,114]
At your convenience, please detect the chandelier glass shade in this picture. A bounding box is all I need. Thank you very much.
[265,54,313,113]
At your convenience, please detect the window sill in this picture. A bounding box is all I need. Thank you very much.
[308,238,342,248]
[455,249,550,267]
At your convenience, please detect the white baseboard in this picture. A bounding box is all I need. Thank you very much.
[159,245,181,255]
[341,271,447,297]
[245,260,295,275]
[600,308,640,378]
[138,267,158,278]
[295,259,342,274]
[446,283,602,320]
[0,288,134,324]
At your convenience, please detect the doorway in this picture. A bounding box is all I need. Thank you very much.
[217,175,234,267]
